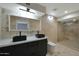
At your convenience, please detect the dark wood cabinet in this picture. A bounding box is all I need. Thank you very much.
[0,39,47,56]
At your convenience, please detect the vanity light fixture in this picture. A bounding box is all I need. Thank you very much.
[19,8,35,14]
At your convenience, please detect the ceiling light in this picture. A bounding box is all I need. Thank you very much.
[65,11,68,13]
[48,15,54,21]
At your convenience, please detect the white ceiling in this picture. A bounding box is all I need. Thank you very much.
[39,3,79,17]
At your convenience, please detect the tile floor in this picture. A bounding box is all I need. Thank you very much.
[47,43,79,56]
[59,39,79,51]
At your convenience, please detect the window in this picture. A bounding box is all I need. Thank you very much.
[16,22,29,31]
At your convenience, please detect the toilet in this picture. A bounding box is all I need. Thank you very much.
[47,41,56,54]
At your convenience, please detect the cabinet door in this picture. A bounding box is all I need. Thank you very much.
[10,43,31,56]
[36,39,47,56]
[0,46,14,56]
[27,39,47,56]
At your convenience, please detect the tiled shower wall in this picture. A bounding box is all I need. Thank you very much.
[63,21,79,40]
[41,15,58,43]
[57,22,65,42]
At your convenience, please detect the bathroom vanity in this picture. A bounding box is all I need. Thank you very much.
[0,10,47,56]
[0,3,47,56]
[0,36,47,56]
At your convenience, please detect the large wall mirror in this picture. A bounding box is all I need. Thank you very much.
[8,15,41,32]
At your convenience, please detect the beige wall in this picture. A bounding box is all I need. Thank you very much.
[57,22,64,42]
[57,19,79,42]
[1,9,10,39]
[29,19,40,31]
[40,15,65,43]
[63,21,79,40]
[41,15,58,43]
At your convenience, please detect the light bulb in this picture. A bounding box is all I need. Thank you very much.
[65,11,68,13]
[48,15,54,21]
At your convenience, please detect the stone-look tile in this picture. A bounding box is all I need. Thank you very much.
[47,43,79,56]
[59,39,79,51]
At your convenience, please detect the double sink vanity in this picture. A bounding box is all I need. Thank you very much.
[0,12,48,56]
[0,34,48,56]
[0,4,47,56]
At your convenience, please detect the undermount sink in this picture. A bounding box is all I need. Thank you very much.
[35,34,45,38]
